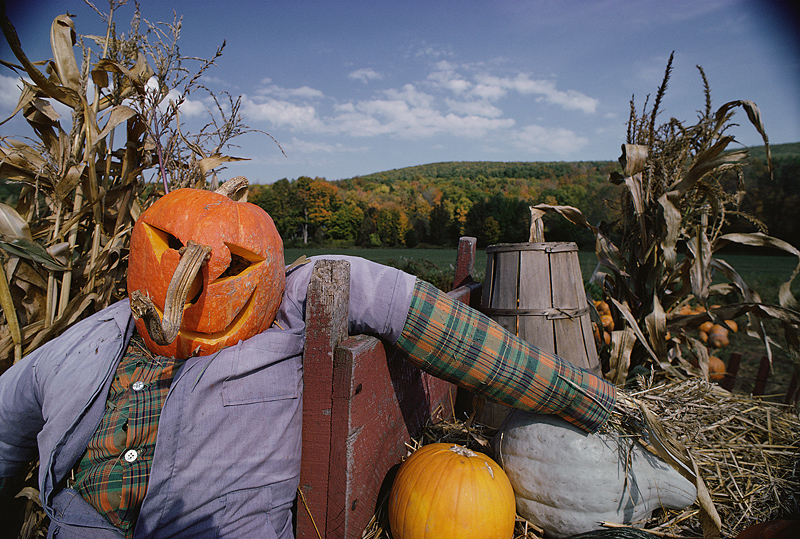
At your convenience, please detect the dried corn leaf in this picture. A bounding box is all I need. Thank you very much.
[0,10,81,109]
[0,78,34,127]
[658,191,682,271]
[687,233,713,304]
[718,232,800,310]
[197,154,248,175]
[619,143,648,177]
[50,15,81,92]
[54,163,86,201]
[608,297,660,364]
[645,293,667,360]
[94,105,138,145]
[0,238,68,271]
[715,100,772,175]
[671,137,744,195]
[607,328,635,385]
[0,202,32,240]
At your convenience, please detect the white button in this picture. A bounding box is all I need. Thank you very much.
[132,381,145,391]
[124,449,138,463]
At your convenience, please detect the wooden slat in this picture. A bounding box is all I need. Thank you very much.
[492,250,520,334]
[326,336,454,538]
[518,248,554,350]
[721,352,742,391]
[753,355,771,396]
[454,236,477,289]
[298,260,351,539]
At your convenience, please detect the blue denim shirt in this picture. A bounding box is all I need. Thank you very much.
[0,256,415,538]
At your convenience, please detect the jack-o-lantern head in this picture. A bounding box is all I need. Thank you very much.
[127,183,284,358]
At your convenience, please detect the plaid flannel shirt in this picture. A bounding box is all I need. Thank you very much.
[72,335,185,536]
[396,280,615,432]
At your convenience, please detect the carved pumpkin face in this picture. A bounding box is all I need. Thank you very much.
[127,187,284,358]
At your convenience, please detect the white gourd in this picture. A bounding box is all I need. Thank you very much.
[491,410,697,538]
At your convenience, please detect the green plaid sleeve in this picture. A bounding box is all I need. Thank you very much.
[395,280,615,432]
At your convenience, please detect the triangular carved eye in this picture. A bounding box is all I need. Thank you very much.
[166,232,183,251]
[141,223,184,256]
[221,252,252,278]
[220,243,264,279]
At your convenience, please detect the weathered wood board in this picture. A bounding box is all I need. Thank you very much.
[297,238,480,539]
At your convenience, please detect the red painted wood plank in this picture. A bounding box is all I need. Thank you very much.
[785,371,799,405]
[721,352,742,391]
[326,335,454,538]
[753,355,771,396]
[298,242,481,539]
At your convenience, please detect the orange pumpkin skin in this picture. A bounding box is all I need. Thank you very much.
[388,443,516,539]
[127,188,284,358]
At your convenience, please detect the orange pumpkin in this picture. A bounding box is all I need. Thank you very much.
[389,443,516,539]
[127,187,284,358]
[709,355,726,382]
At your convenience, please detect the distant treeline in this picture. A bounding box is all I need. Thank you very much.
[249,142,800,249]
[2,143,797,250]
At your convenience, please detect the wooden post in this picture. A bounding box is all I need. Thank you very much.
[298,260,350,539]
[453,236,477,290]
[785,371,799,406]
[753,355,771,396]
[721,352,742,391]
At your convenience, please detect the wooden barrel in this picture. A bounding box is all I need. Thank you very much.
[481,242,599,374]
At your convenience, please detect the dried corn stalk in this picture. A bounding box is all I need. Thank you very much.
[0,1,270,371]
[535,53,800,381]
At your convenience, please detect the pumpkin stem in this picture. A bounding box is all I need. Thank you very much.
[130,240,212,346]
[215,176,249,201]
[448,445,477,458]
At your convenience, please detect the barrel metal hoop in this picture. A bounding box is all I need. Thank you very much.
[481,306,589,320]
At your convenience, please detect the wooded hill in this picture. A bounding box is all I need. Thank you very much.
[247,142,800,249]
[1,143,797,250]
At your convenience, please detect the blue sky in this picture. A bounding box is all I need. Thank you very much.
[2,0,798,184]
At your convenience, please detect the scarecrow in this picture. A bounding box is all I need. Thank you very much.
[0,180,615,538]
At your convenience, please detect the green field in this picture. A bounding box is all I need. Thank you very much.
[284,246,799,304]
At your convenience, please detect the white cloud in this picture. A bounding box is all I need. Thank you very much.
[243,96,322,130]
[329,87,514,139]
[428,61,473,94]
[512,124,589,155]
[473,73,598,113]
[348,68,383,83]
[284,137,369,154]
[241,63,596,144]
[445,98,503,118]
[163,89,207,118]
[0,75,22,111]
[409,42,454,59]
[256,83,324,99]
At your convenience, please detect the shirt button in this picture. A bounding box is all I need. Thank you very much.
[124,449,138,463]
[132,381,145,391]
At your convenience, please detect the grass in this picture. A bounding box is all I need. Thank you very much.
[286,247,800,305]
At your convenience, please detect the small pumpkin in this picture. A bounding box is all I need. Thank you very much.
[600,314,614,332]
[127,180,284,358]
[708,355,726,382]
[707,324,730,348]
[388,443,516,539]
[491,411,697,538]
